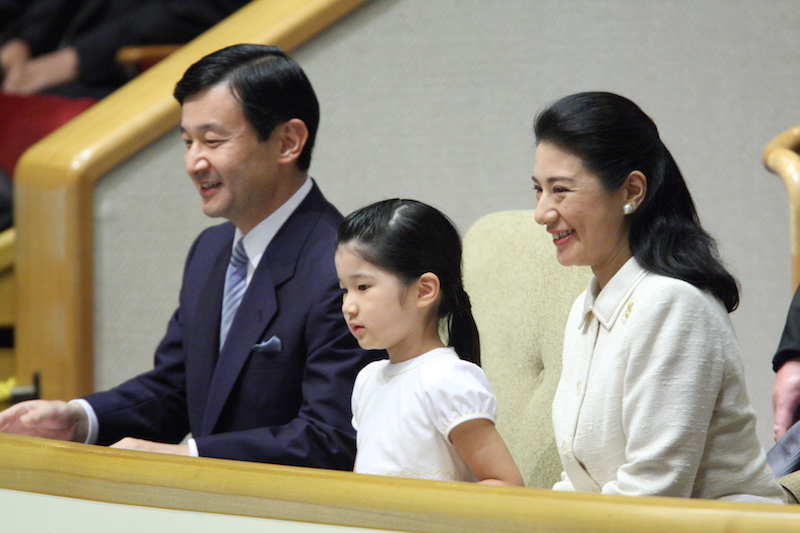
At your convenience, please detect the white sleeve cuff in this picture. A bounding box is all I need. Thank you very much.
[187,438,199,457]
[69,398,98,445]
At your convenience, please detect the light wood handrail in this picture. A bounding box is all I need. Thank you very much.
[1,433,799,532]
[764,124,800,291]
[13,0,371,400]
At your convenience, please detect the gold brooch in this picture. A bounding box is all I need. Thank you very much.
[623,300,634,320]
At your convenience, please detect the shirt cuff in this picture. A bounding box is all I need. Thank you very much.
[187,437,199,457]
[69,398,98,445]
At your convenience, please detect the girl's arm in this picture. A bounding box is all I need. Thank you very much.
[449,418,524,486]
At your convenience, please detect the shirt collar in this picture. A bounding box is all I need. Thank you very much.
[233,176,313,273]
[580,257,648,329]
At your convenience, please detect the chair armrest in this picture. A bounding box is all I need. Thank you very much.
[116,45,182,75]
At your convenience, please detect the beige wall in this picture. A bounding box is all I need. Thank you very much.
[95,0,800,450]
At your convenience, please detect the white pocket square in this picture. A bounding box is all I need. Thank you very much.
[253,335,282,352]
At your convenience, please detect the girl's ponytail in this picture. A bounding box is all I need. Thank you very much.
[447,288,481,366]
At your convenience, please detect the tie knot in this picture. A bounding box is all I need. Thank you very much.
[231,238,248,268]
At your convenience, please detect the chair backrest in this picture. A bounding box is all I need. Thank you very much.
[463,210,590,488]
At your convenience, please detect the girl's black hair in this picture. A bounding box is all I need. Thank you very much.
[337,199,481,365]
[534,92,739,312]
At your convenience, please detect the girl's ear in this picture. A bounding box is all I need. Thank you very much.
[415,272,440,309]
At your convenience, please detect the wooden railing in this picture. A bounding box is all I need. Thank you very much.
[1,433,799,532]
[13,0,371,400]
[764,124,800,290]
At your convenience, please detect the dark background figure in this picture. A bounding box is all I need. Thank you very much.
[0,0,251,99]
[0,167,11,231]
[0,0,28,38]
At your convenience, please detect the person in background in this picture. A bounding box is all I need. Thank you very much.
[532,91,785,503]
[0,0,27,39]
[0,44,379,470]
[0,0,251,99]
[772,288,800,443]
[336,199,524,486]
[765,287,800,477]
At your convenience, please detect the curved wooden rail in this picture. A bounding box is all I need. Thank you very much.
[13,0,371,400]
[0,433,799,532]
[764,124,800,290]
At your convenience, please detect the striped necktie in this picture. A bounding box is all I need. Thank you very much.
[220,238,248,349]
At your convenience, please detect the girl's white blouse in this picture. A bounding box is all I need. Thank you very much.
[352,347,496,481]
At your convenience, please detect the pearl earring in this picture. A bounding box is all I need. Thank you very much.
[623,202,635,215]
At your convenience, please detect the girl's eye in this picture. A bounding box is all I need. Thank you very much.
[532,185,542,194]
[553,186,568,194]
[358,284,368,291]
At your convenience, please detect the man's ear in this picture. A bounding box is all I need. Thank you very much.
[276,118,309,164]
[415,272,441,309]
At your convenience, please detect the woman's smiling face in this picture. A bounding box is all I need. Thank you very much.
[532,141,634,287]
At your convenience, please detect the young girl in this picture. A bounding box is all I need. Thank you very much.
[335,199,524,486]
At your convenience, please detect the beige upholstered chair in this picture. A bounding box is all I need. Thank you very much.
[463,210,590,488]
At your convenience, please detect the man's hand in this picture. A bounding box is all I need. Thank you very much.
[110,437,189,456]
[0,400,88,442]
[773,359,800,441]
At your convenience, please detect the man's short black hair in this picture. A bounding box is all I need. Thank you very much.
[175,44,319,170]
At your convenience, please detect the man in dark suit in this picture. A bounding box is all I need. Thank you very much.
[0,44,378,470]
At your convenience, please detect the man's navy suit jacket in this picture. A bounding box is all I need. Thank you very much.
[83,182,377,470]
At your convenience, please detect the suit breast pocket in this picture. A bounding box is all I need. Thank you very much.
[252,335,282,354]
[237,341,303,423]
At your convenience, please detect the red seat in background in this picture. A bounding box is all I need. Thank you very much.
[0,92,96,178]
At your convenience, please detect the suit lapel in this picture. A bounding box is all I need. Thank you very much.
[200,265,279,435]
[185,236,230,435]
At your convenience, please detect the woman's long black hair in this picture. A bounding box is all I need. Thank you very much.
[534,92,739,312]
[337,199,481,365]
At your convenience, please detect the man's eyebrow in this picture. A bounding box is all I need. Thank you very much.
[180,123,226,134]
